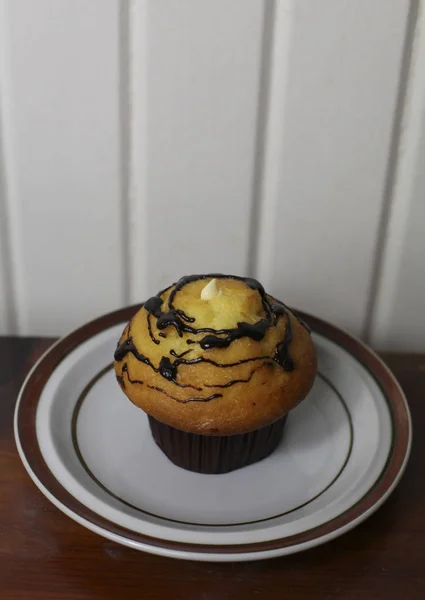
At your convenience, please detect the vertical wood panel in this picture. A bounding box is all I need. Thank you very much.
[370,1,425,352]
[3,0,124,335]
[256,0,411,336]
[129,0,265,299]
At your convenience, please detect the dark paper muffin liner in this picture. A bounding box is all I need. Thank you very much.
[148,414,288,474]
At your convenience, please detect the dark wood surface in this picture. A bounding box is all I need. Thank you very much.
[1,337,424,600]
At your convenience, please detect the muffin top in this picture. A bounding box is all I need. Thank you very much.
[114,274,317,435]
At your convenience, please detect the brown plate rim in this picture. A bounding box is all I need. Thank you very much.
[14,305,411,555]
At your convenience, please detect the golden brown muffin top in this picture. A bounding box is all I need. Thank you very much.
[114,274,317,435]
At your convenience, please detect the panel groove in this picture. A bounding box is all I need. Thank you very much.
[119,0,132,306]
[253,0,294,287]
[0,106,17,333]
[0,0,23,334]
[127,0,149,303]
[363,0,419,343]
[247,0,276,278]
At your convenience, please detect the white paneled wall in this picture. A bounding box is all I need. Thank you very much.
[0,0,424,350]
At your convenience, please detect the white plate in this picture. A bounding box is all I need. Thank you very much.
[14,306,411,561]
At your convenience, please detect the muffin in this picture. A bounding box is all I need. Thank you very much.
[114,274,317,473]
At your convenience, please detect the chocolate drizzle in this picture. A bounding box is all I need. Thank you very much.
[116,363,144,390]
[147,314,160,345]
[170,349,191,359]
[204,362,274,388]
[149,275,272,345]
[147,385,222,404]
[114,337,154,368]
[114,274,310,403]
[274,311,295,372]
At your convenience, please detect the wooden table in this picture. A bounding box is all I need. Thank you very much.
[1,337,424,600]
